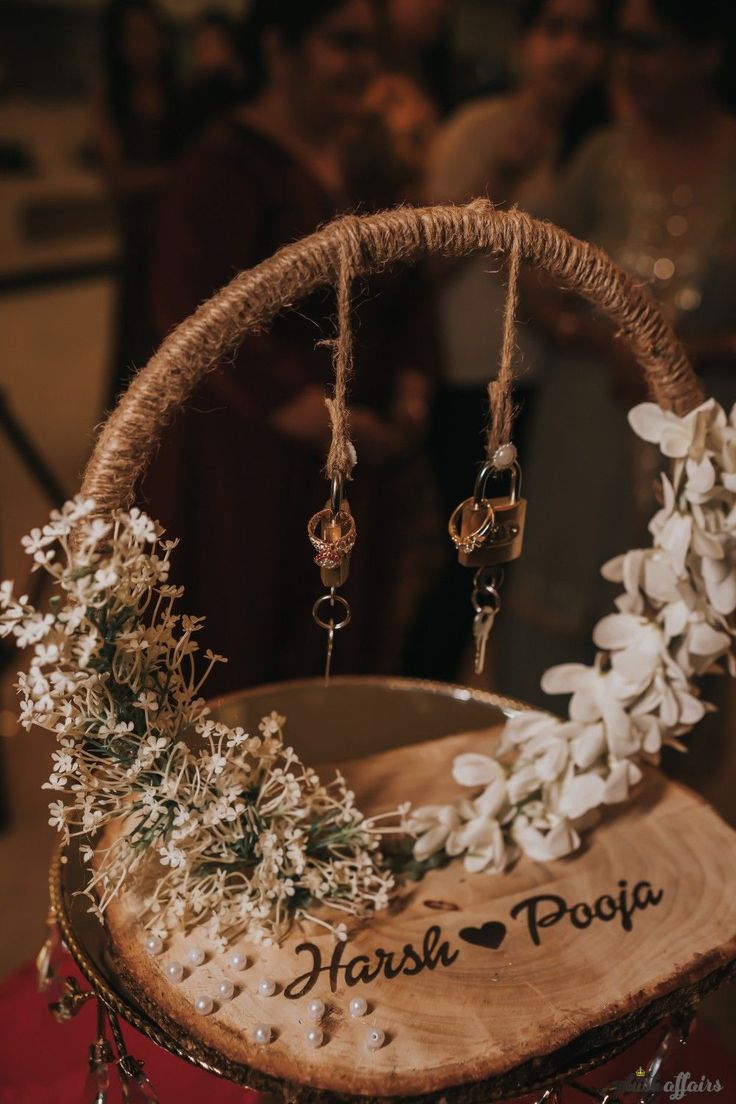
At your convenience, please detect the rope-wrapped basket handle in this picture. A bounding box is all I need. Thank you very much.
[81,199,703,509]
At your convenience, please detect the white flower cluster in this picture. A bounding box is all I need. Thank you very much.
[1,499,399,944]
[5,399,734,932]
[408,399,736,871]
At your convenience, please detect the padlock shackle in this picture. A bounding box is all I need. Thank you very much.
[329,474,345,519]
[472,461,522,509]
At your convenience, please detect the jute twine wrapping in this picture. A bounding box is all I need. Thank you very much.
[487,230,521,459]
[81,200,703,511]
[323,220,360,480]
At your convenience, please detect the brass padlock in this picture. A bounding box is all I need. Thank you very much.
[449,460,526,568]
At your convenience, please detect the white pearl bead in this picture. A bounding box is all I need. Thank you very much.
[307,998,325,1022]
[252,1023,271,1045]
[366,1027,385,1050]
[186,946,205,967]
[257,978,276,997]
[217,978,235,1001]
[349,996,368,1017]
[164,961,184,984]
[228,950,247,971]
[493,442,517,470]
[144,935,163,956]
[194,995,213,1016]
[305,1027,323,1048]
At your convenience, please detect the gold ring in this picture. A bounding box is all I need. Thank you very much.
[448,498,495,555]
[308,508,356,568]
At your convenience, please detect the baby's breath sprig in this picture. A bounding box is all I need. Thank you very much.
[1,498,402,945]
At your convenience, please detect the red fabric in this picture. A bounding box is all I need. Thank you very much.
[0,957,257,1104]
[1,953,733,1103]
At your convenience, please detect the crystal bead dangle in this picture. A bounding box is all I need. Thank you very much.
[635,1007,697,1103]
[84,1046,113,1104]
[533,1087,562,1104]
[106,1006,160,1104]
[118,1056,160,1104]
[83,1003,114,1104]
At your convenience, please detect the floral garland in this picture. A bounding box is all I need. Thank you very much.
[408,398,736,870]
[2,399,734,944]
[0,501,401,945]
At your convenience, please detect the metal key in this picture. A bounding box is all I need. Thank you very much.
[324,624,335,684]
[473,607,496,675]
[471,566,503,675]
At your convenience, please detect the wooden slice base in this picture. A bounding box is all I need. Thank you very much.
[102,699,736,1102]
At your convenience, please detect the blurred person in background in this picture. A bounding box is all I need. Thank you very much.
[383,0,456,116]
[179,9,245,146]
[95,0,180,406]
[355,0,455,203]
[191,9,243,82]
[497,0,736,710]
[143,0,434,696]
[402,0,613,682]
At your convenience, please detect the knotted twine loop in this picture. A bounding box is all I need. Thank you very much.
[324,225,360,483]
[487,232,521,462]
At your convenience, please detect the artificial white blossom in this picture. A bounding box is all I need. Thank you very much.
[410,398,736,873]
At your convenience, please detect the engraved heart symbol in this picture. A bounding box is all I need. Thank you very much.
[459,921,507,950]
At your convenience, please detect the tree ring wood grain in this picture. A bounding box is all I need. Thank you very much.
[56,679,736,1103]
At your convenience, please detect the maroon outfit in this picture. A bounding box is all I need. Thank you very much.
[144,120,425,695]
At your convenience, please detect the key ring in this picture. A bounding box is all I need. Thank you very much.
[312,590,352,685]
[471,566,504,615]
[312,591,352,632]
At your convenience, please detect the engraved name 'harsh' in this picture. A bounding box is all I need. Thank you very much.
[283,924,458,999]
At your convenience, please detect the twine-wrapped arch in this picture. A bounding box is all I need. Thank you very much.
[65,202,736,1104]
[81,199,703,509]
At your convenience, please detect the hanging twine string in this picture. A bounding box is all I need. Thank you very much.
[486,232,521,460]
[80,201,702,514]
[324,232,358,481]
